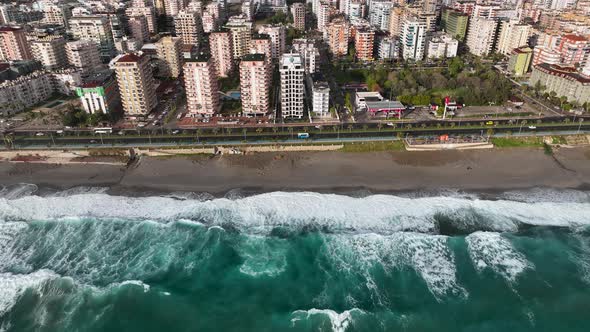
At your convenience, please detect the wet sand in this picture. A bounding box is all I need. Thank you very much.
[0,147,589,195]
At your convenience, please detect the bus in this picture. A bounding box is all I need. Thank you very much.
[94,127,113,134]
[297,132,309,139]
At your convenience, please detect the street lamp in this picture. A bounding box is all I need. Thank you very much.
[578,118,584,134]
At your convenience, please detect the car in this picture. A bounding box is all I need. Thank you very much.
[486,121,494,125]
[386,122,394,126]
[528,126,537,129]
[172,130,180,135]
[56,130,63,135]
[35,132,45,136]
[118,130,125,135]
[90,140,97,143]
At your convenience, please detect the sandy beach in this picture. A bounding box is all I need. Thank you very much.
[0,146,589,195]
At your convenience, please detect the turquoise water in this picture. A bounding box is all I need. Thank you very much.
[0,187,589,331]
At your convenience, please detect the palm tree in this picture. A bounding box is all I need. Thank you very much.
[362,124,368,131]
[256,127,263,134]
[242,128,247,140]
[212,128,219,135]
[377,123,383,131]
[347,124,353,132]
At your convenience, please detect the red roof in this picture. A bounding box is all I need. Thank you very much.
[563,34,588,42]
[0,26,23,32]
[117,53,142,63]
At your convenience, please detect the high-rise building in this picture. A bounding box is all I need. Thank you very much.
[292,38,320,74]
[202,6,218,33]
[240,53,272,116]
[175,9,202,46]
[389,6,407,37]
[0,26,33,61]
[377,35,400,59]
[225,15,253,59]
[30,35,67,70]
[66,40,103,76]
[257,24,286,62]
[348,0,367,20]
[495,19,531,56]
[507,46,533,76]
[42,4,71,28]
[209,30,234,77]
[465,17,498,57]
[318,1,337,34]
[440,8,469,41]
[471,3,501,19]
[291,3,306,30]
[76,70,121,114]
[156,36,183,78]
[113,52,157,116]
[126,6,158,35]
[557,34,589,66]
[280,53,305,119]
[453,0,476,16]
[532,46,561,66]
[530,63,590,104]
[183,55,220,116]
[164,0,188,18]
[241,1,254,21]
[69,16,115,62]
[312,80,330,117]
[354,27,375,61]
[369,0,393,31]
[401,16,427,61]
[426,32,459,59]
[250,34,272,61]
[327,17,349,56]
[128,15,150,44]
[422,0,441,14]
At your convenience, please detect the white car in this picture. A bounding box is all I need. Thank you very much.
[35,132,45,136]
[528,126,537,129]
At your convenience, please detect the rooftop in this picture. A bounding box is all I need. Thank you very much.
[366,100,405,109]
[242,53,266,62]
[116,53,142,63]
[535,63,590,84]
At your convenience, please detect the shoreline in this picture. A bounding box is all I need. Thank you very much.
[0,147,589,197]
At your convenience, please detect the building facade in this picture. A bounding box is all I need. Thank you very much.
[69,16,115,62]
[0,27,33,61]
[175,9,202,46]
[280,53,305,119]
[258,24,286,62]
[291,3,305,30]
[327,17,349,57]
[30,35,67,70]
[209,30,234,77]
[113,52,157,116]
[507,46,533,76]
[240,53,272,116]
[530,63,590,104]
[156,36,183,78]
[354,27,375,61]
[76,70,121,114]
[465,17,498,57]
[426,33,458,59]
[66,40,103,77]
[183,56,220,116]
[401,16,427,61]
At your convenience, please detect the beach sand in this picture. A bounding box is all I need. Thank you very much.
[0,146,588,195]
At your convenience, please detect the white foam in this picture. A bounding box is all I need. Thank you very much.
[0,184,38,200]
[238,236,287,277]
[291,308,363,332]
[0,270,58,317]
[118,280,150,292]
[324,232,466,301]
[466,232,532,282]
[1,191,588,234]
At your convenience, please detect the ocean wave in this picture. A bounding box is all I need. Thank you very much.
[0,191,589,235]
[291,308,364,332]
[466,232,533,283]
[0,270,58,317]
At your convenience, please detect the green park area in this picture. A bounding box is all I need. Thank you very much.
[333,57,513,108]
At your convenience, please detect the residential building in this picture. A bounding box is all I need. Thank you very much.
[156,36,183,78]
[66,40,103,76]
[163,0,188,18]
[426,33,458,59]
[250,34,272,61]
[0,70,52,115]
[401,16,427,61]
[369,0,393,31]
[495,19,531,56]
[126,6,157,34]
[471,3,501,19]
[557,34,590,66]
[377,35,399,60]
[312,80,330,117]
[389,6,407,37]
[209,30,234,77]
[42,4,71,28]
[291,3,306,30]
[0,27,33,61]
[128,14,150,44]
[30,35,67,70]
[355,27,375,61]
[241,1,254,21]
[530,63,590,104]
[175,9,202,46]
[326,17,349,56]
[240,53,272,116]
[280,53,305,119]
[69,16,115,62]
[183,55,220,116]
[202,9,218,33]
[440,8,468,41]
[317,1,332,33]
[76,70,121,114]
[348,0,367,20]
[292,38,319,74]
[453,0,476,16]
[465,17,498,57]
[532,46,561,66]
[113,52,157,116]
[258,24,286,62]
[225,15,253,59]
[507,46,533,76]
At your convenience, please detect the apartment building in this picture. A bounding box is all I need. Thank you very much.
[156,36,183,78]
[76,70,121,114]
[183,55,220,116]
[354,27,375,61]
[30,35,67,70]
[291,3,305,30]
[69,16,115,62]
[426,33,459,59]
[126,6,157,34]
[507,46,533,76]
[280,53,305,119]
[66,40,103,76]
[312,80,330,117]
[240,53,271,116]
[465,17,498,57]
[530,63,590,104]
[401,16,427,61]
[441,8,468,41]
[326,17,349,57]
[127,14,150,44]
[495,19,531,56]
[175,9,202,46]
[209,30,234,77]
[250,34,272,61]
[113,52,157,116]
[258,24,286,62]
[0,27,33,61]
[292,38,319,74]
[368,0,393,31]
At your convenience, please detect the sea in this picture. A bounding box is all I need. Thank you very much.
[0,184,589,332]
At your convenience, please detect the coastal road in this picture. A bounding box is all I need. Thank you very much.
[4,129,588,150]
